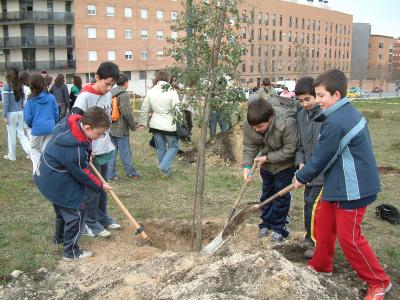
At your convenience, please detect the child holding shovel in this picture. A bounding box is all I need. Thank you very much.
[294,69,391,300]
[34,107,112,261]
[294,77,323,258]
[243,99,298,242]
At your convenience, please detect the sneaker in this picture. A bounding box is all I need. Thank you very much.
[298,238,314,249]
[108,175,120,181]
[83,225,95,237]
[98,229,111,238]
[304,246,315,258]
[258,227,270,239]
[127,174,140,180]
[3,155,16,161]
[307,265,333,276]
[270,232,285,243]
[62,250,93,262]
[364,282,392,300]
[107,223,121,230]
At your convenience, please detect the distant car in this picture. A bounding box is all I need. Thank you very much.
[371,87,383,93]
[347,90,358,98]
[347,87,369,98]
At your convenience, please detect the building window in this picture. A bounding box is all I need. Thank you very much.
[125,50,133,60]
[87,4,96,15]
[265,13,269,25]
[242,62,246,73]
[378,54,383,59]
[87,27,96,38]
[107,28,115,39]
[125,7,132,18]
[242,27,246,39]
[171,31,178,40]
[125,29,133,39]
[106,6,115,17]
[156,10,164,20]
[140,51,148,60]
[272,14,276,26]
[289,16,292,27]
[107,51,116,61]
[123,71,131,80]
[140,9,148,19]
[156,50,164,59]
[156,30,164,40]
[258,12,262,25]
[139,71,147,80]
[140,29,148,39]
[88,50,97,61]
[378,42,384,49]
[171,11,178,20]
[279,15,283,26]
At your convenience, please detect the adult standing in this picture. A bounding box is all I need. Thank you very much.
[138,71,180,176]
[2,68,31,161]
[49,73,69,120]
[107,73,140,180]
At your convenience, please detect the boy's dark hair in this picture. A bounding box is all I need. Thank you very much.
[41,69,48,76]
[29,74,46,97]
[81,106,111,129]
[247,99,274,126]
[252,86,258,92]
[314,69,347,99]
[295,77,315,97]
[96,62,119,81]
[19,71,30,86]
[45,76,53,88]
[116,73,128,86]
[262,78,271,86]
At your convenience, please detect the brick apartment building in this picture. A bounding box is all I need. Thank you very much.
[0,0,352,90]
[367,35,393,84]
[392,38,400,84]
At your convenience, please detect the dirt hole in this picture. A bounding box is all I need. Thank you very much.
[378,166,400,174]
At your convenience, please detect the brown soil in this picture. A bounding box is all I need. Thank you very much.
[378,166,400,175]
[2,219,398,300]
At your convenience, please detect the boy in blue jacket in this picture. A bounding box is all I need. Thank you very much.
[34,106,112,261]
[294,69,391,300]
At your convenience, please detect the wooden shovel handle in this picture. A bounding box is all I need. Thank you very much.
[89,162,149,241]
[258,183,295,209]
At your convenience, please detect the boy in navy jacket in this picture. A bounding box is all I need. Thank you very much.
[294,69,391,300]
[34,107,112,261]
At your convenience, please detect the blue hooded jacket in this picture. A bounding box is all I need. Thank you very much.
[34,114,103,209]
[24,91,59,136]
[296,98,380,203]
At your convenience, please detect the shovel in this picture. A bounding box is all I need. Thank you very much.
[89,162,152,244]
[224,160,259,228]
[202,183,295,254]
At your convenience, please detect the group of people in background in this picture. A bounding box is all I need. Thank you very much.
[1,61,392,299]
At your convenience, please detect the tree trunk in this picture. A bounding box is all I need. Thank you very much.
[192,0,229,251]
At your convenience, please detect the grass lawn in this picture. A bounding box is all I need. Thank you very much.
[0,99,400,278]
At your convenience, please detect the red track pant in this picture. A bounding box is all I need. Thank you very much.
[308,200,390,288]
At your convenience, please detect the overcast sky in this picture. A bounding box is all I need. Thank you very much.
[297,0,399,38]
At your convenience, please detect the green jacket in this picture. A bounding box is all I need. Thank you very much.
[243,107,298,174]
[110,86,135,137]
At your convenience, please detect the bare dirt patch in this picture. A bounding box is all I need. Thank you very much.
[378,166,400,175]
[3,219,394,299]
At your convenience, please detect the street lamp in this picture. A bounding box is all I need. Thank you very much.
[84,25,91,82]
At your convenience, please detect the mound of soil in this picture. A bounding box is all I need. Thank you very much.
[180,123,244,166]
[0,220,368,300]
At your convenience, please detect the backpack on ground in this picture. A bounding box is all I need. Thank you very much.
[375,204,400,225]
[111,96,121,122]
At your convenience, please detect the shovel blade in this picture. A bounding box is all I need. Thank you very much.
[201,231,231,254]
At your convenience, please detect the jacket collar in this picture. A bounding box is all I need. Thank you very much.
[68,114,90,143]
[314,97,349,122]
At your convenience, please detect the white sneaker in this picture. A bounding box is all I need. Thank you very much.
[107,223,121,230]
[83,225,95,237]
[98,229,111,238]
[62,250,93,262]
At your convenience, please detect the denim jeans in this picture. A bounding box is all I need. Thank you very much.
[153,132,179,175]
[106,135,138,179]
[259,167,296,237]
[209,110,228,138]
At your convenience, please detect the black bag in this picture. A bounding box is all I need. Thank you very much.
[375,204,400,225]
